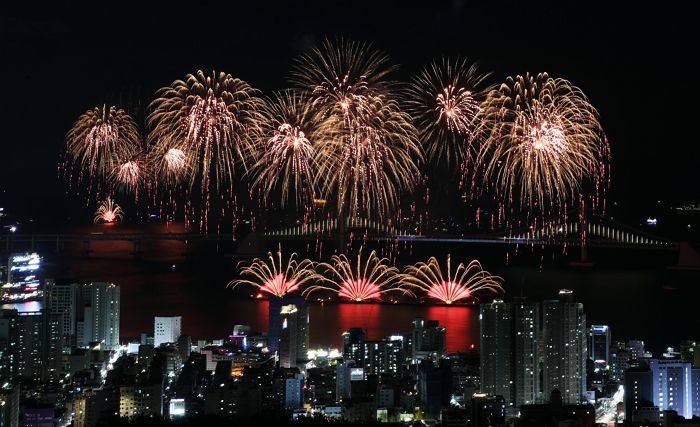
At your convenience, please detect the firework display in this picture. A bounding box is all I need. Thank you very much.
[65,105,141,188]
[292,39,423,220]
[147,70,264,228]
[64,39,609,242]
[474,72,609,213]
[313,96,422,220]
[405,58,492,168]
[108,149,149,199]
[228,245,319,298]
[303,249,407,302]
[251,91,327,208]
[93,197,124,224]
[402,255,503,304]
[290,38,395,116]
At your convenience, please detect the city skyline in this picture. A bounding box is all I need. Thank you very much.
[1,2,699,426]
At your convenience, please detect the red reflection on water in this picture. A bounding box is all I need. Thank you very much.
[47,222,478,350]
[257,299,269,332]
[333,302,383,341]
[425,305,476,352]
[306,302,477,352]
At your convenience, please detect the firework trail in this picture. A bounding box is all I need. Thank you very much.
[147,70,264,229]
[405,58,493,168]
[314,96,423,220]
[474,72,609,215]
[107,146,151,199]
[228,244,319,298]
[402,255,503,304]
[65,105,141,190]
[93,197,124,224]
[291,37,395,121]
[304,248,408,301]
[251,90,330,209]
[292,39,422,221]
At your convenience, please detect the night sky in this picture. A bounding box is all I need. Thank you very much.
[1,1,697,221]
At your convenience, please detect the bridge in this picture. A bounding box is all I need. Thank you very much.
[263,216,677,250]
[265,217,397,238]
[0,217,687,261]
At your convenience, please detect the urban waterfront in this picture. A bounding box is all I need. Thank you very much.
[28,223,697,354]
[2,2,698,425]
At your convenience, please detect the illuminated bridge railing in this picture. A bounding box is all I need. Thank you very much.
[263,219,676,250]
[264,217,398,237]
[510,222,674,248]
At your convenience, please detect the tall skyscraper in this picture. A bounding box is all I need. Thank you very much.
[480,300,513,405]
[513,299,540,406]
[154,316,182,347]
[46,282,79,347]
[342,328,365,363]
[278,303,309,369]
[0,308,60,382]
[542,290,587,404]
[268,296,306,353]
[78,283,120,351]
[44,312,64,379]
[588,325,610,368]
[15,311,44,381]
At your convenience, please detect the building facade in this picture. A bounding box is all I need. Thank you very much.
[278,303,309,369]
[513,299,540,406]
[542,290,586,404]
[78,283,120,351]
[480,300,513,406]
[649,358,696,419]
[154,316,182,347]
[588,325,610,368]
[411,318,446,363]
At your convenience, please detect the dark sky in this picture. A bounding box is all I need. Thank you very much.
[1,1,697,220]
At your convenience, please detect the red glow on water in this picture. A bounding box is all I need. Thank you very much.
[257,299,269,332]
[426,305,476,352]
[334,302,383,339]
[314,302,476,352]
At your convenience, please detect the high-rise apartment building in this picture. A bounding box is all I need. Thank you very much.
[342,328,365,363]
[363,335,404,376]
[542,290,587,404]
[47,282,79,347]
[513,299,540,406]
[480,300,513,405]
[77,283,120,351]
